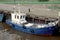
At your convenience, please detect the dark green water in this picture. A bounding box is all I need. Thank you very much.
[0,22,60,40]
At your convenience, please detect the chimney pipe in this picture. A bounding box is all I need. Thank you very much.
[28,8,30,12]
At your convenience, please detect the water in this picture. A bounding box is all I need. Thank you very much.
[0,22,60,40]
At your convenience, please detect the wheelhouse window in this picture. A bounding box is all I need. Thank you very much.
[20,15,25,19]
[15,15,16,18]
[20,16,22,19]
[17,16,19,19]
[23,15,25,18]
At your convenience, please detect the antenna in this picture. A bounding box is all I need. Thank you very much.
[13,0,21,14]
[13,0,16,8]
[17,3,21,13]
[13,0,16,13]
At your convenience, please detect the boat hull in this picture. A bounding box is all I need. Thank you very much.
[0,14,4,22]
[6,20,55,35]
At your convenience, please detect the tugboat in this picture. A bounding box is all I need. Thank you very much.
[5,5,58,36]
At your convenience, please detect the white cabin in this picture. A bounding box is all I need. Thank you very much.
[11,6,27,24]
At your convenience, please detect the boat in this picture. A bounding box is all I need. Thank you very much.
[0,11,4,22]
[5,5,58,36]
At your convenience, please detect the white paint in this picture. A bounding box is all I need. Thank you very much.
[11,4,27,24]
[58,12,60,16]
[11,13,27,24]
[25,23,33,27]
[37,24,48,28]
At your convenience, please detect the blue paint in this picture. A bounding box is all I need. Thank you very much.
[6,20,55,35]
[0,14,3,21]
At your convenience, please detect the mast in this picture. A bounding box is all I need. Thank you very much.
[17,3,21,14]
[13,0,21,14]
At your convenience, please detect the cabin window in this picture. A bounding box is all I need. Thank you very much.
[23,15,25,18]
[20,16,22,19]
[15,15,16,18]
[20,15,25,19]
[23,16,24,18]
[17,16,19,19]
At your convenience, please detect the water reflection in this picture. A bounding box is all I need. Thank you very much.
[1,22,60,40]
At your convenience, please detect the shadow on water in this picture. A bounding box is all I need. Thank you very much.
[0,22,60,40]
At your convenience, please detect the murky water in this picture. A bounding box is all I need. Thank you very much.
[0,22,60,40]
